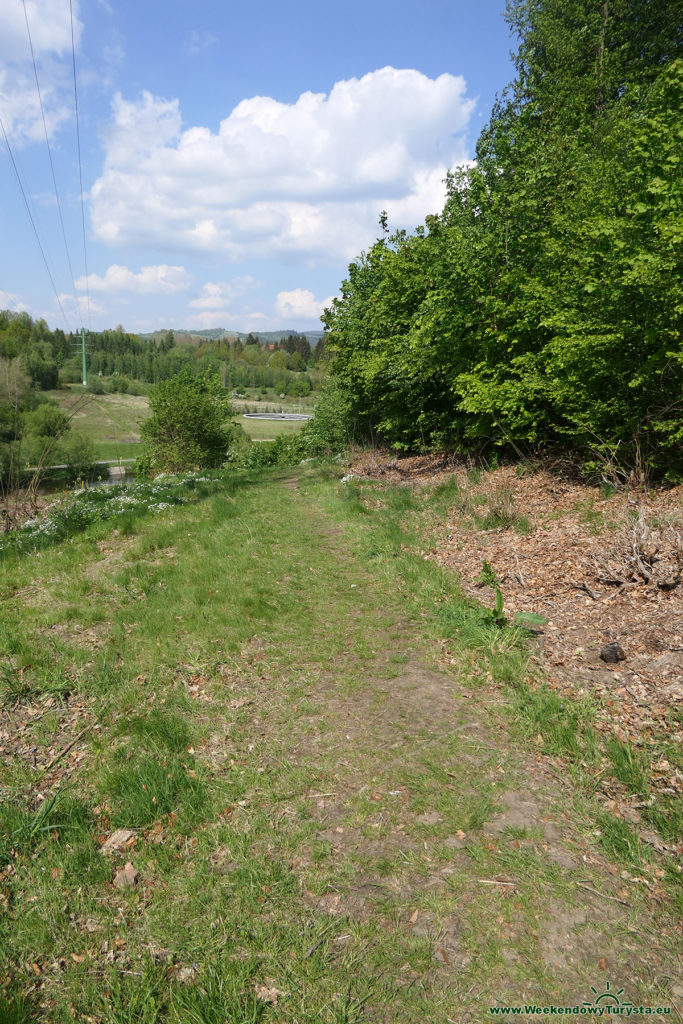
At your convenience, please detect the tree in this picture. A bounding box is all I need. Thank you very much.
[138,369,233,474]
[322,0,682,475]
[287,351,305,372]
[268,350,287,372]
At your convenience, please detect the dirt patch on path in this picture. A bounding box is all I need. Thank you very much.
[224,617,680,1016]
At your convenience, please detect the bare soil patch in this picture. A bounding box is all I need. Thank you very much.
[349,453,682,805]
[0,692,97,782]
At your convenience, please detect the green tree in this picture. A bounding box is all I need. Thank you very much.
[138,369,233,474]
[323,0,682,476]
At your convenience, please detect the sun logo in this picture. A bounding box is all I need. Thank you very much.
[584,982,633,1010]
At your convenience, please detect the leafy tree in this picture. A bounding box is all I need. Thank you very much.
[24,404,69,438]
[62,432,97,481]
[268,350,288,372]
[322,0,682,477]
[138,369,233,474]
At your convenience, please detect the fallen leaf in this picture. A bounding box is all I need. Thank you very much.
[254,983,285,1005]
[99,829,136,856]
[113,863,139,889]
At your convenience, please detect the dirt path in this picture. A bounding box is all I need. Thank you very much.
[207,477,682,1021]
[1,466,680,1022]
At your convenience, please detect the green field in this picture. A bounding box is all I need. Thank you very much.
[235,414,308,440]
[45,389,308,458]
[230,390,315,415]
[47,389,149,462]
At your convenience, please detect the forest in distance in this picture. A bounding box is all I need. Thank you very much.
[0,320,324,484]
[2,0,682,485]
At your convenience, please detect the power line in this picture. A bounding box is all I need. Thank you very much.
[22,0,83,325]
[69,0,91,331]
[0,114,72,332]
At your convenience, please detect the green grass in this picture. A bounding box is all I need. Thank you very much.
[235,415,308,441]
[46,388,149,463]
[47,388,150,443]
[607,737,651,798]
[0,463,679,1021]
[103,754,210,828]
[91,441,141,462]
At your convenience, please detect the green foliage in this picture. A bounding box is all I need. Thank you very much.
[303,376,355,452]
[477,560,499,587]
[0,368,96,487]
[23,403,69,438]
[138,369,233,474]
[62,431,97,481]
[489,587,507,627]
[322,8,683,477]
[513,610,547,629]
[86,375,106,394]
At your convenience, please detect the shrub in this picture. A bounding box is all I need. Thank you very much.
[86,376,105,395]
[302,377,354,453]
[138,369,233,474]
[62,431,97,482]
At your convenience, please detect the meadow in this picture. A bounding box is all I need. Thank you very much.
[44,389,308,466]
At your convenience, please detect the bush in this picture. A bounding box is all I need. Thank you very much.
[24,403,70,438]
[138,369,233,475]
[302,378,353,453]
[107,373,129,394]
[63,432,97,482]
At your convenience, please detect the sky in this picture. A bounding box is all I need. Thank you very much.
[0,0,515,336]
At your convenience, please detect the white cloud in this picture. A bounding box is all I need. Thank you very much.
[275,288,336,321]
[0,287,98,326]
[0,289,27,312]
[90,67,475,262]
[55,292,105,316]
[188,276,261,310]
[183,310,241,330]
[0,0,82,61]
[75,264,193,295]
[0,0,83,143]
[183,30,219,57]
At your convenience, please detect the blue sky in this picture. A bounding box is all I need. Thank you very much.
[0,0,515,335]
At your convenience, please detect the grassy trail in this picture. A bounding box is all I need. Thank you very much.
[0,466,680,1022]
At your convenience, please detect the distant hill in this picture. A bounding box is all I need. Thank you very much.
[141,328,324,345]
